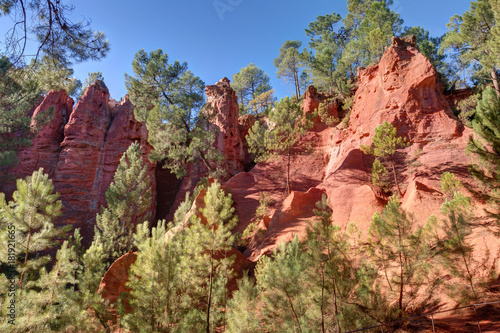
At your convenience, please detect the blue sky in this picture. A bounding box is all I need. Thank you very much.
[2,0,472,100]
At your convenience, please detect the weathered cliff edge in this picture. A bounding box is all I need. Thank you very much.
[7,81,156,246]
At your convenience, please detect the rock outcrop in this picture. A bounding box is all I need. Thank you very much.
[99,184,250,312]
[223,37,493,264]
[8,81,155,246]
[237,113,256,169]
[14,89,74,179]
[205,77,244,178]
[302,85,339,130]
[166,78,246,221]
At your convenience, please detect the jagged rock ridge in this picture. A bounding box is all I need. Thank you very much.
[8,81,156,246]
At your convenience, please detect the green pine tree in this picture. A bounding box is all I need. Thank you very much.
[232,63,272,110]
[361,121,409,197]
[226,272,261,333]
[246,97,312,195]
[93,142,152,265]
[0,168,70,290]
[169,181,239,332]
[467,87,500,221]
[125,49,221,178]
[437,173,479,302]
[367,196,432,319]
[255,237,315,332]
[1,0,109,67]
[305,13,354,97]
[247,89,276,116]
[121,221,186,332]
[441,0,499,94]
[0,56,42,171]
[274,40,310,101]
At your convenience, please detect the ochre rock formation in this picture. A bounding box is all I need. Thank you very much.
[238,113,256,169]
[167,78,246,221]
[99,186,250,312]
[14,89,74,179]
[98,251,137,313]
[8,81,155,246]
[225,36,496,267]
[205,77,244,178]
[302,85,339,130]
[244,187,325,261]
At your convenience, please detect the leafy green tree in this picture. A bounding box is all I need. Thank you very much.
[367,196,432,318]
[1,0,109,68]
[437,173,479,302]
[467,87,500,220]
[441,0,499,94]
[0,57,42,170]
[93,142,152,265]
[305,13,354,97]
[361,121,409,197]
[255,237,315,332]
[125,49,221,178]
[343,1,403,67]
[246,97,312,195]
[232,63,272,108]
[122,221,186,332]
[273,40,309,101]
[26,56,82,97]
[169,181,239,332]
[0,168,70,290]
[79,71,104,97]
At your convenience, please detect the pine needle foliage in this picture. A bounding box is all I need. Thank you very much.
[367,196,433,318]
[361,121,409,197]
[226,272,261,333]
[467,87,500,221]
[246,97,312,195]
[306,194,376,332]
[273,40,309,101]
[255,237,315,332]
[185,180,239,332]
[0,57,42,170]
[0,168,69,290]
[122,221,186,332]
[93,142,152,265]
[125,49,221,178]
[437,173,479,303]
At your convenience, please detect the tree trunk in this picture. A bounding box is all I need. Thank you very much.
[206,250,214,333]
[20,228,32,290]
[286,151,291,195]
[491,67,500,97]
[399,252,404,319]
[294,69,300,103]
[321,267,326,333]
[390,156,404,197]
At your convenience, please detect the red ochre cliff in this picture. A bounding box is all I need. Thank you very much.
[6,38,499,316]
[6,81,156,246]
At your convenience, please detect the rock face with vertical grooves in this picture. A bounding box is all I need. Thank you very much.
[14,89,74,179]
[7,81,156,246]
[205,77,244,178]
[225,36,490,263]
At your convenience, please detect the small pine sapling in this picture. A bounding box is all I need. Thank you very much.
[361,121,409,197]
